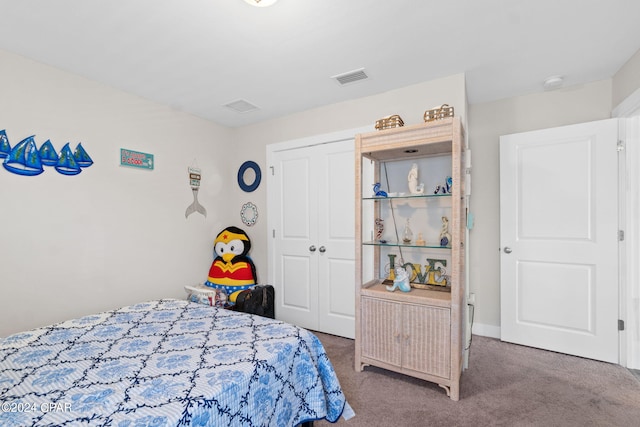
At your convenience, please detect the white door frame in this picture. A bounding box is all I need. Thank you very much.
[613,88,640,369]
[265,126,370,154]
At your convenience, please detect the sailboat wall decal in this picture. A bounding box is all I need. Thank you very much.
[39,139,59,166]
[0,130,10,159]
[74,143,93,168]
[2,135,44,176]
[1,129,94,176]
[55,143,82,176]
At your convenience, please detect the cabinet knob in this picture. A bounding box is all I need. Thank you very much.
[319,246,326,253]
[503,246,512,254]
[309,245,316,252]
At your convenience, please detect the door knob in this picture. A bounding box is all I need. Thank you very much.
[309,245,316,252]
[503,247,512,254]
[319,246,326,253]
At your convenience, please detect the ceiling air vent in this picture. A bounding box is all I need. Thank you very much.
[224,99,259,113]
[331,68,368,86]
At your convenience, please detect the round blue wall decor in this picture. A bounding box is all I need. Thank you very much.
[238,161,261,192]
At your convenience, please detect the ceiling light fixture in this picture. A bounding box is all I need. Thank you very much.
[243,0,278,7]
[543,75,564,91]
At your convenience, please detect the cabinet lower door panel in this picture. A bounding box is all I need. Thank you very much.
[361,297,401,366]
[403,304,451,379]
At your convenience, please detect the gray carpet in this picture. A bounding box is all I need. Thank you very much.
[314,333,640,427]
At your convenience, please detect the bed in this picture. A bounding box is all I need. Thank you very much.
[0,299,352,426]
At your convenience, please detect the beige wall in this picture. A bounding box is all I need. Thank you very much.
[0,49,233,336]
[227,75,621,335]
[613,48,640,107]
[467,80,613,332]
[229,73,468,283]
[4,40,638,340]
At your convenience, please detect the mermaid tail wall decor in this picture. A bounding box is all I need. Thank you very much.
[2,135,44,176]
[185,166,207,218]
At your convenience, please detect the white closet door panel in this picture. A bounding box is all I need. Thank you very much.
[325,148,355,239]
[317,141,356,338]
[281,157,312,238]
[281,255,313,310]
[322,258,355,336]
[273,149,319,330]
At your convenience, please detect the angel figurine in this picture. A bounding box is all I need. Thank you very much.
[408,163,424,194]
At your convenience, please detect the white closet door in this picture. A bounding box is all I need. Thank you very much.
[316,140,355,338]
[269,138,355,338]
[271,147,320,330]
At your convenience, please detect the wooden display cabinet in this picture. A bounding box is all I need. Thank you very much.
[354,117,466,400]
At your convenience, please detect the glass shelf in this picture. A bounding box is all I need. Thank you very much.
[362,240,451,249]
[362,193,451,201]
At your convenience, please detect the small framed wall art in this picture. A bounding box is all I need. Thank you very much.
[240,202,258,227]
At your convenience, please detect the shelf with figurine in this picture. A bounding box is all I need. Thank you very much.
[355,117,466,400]
[363,193,451,200]
[362,240,451,249]
[367,213,453,248]
[365,159,455,253]
[367,174,453,199]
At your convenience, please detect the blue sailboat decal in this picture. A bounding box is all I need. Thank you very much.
[2,135,44,176]
[0,130,10,159]
[74,143,93,168]
[39,139,59,166]
[55,143,82,175]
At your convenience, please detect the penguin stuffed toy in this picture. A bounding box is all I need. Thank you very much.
[204,226,257,304]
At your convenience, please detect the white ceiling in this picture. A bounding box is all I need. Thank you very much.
[1,0,639,128]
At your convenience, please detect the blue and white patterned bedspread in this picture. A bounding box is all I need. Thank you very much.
[0,299,349,426]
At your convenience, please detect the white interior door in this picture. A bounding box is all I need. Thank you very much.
[500,119,619,363]
[271,146,319,331]
[317,141,355,338]
[269,138,356,338]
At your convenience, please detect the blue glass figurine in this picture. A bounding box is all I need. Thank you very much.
[373,182,387,197]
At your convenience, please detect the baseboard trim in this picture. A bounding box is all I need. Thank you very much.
[471,322,501,339]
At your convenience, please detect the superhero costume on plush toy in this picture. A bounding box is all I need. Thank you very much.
[204,226,257,303]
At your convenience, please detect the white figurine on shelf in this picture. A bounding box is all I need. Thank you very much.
[408,163,424,194]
